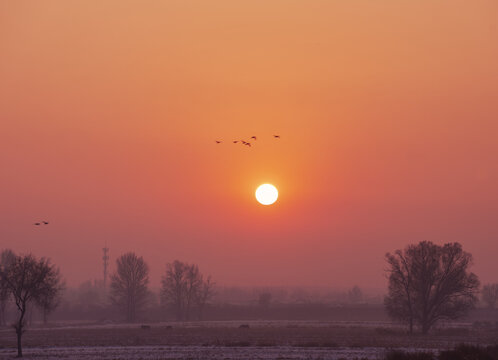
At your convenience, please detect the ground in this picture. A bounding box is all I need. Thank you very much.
[0,321,497,359]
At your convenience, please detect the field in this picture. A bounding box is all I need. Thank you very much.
[1,321,497,359]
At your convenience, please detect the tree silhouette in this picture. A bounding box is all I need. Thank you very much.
[161,260,213,321]
[0,249,16,326]
[0,254,63,357]
[194,275,215,320]
[110,252,149,323]
[481,283,498,309]
[35,269,64,325]
[161,260,188,320]
[385,241,479,334]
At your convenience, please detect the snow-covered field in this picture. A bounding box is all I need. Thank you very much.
[0,345,433,360]
[0,320,492,359]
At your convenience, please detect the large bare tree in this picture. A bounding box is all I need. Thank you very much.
[110,252,149,323]
[0,254,63,357]
[385,241,479,334]
[481,283,498,309]
[0,249,16,326]
[161,260,214,321]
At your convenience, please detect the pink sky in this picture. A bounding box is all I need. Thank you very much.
[1,0,497,289]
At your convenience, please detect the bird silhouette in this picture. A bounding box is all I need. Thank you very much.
[43,221,49,225]
[34,223,41,226]
[216,135,280,146]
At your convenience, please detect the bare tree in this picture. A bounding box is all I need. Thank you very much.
[184,264,202,321]
[110,252,149,323]
[161,260,213,321]
[35,268,65,325]
[194,276,215,320]
[385,241,480,334]
[0,254,63,357]
[0,249,16,326]
[481,283,498,309]
[161,260,188,320]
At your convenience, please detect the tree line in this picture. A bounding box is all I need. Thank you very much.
[2,241,498,357]
[0,250,214,357]
[109,253,215,322]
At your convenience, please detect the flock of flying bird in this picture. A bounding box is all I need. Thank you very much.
[215,134,280,147]
[31,135,282,226]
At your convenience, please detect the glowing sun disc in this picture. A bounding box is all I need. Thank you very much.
[255,184,278,205]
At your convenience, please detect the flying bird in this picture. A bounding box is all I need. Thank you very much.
[241,141,247,144]
[245,142,251,147]
[215,140,222,144]
[273,135,280,138]
[250,136,257,140]
[34,223,41,226]
[43,221,49,225]
[233,141,238,143]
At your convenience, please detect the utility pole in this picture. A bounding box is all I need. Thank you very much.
[102,246,109,290]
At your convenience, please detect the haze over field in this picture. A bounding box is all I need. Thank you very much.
[1,0,497,289]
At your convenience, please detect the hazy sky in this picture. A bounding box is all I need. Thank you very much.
[1,0,497,289]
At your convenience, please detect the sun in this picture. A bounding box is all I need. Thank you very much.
[255,184,278,205]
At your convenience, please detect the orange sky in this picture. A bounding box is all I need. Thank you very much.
[1,0,497,290]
